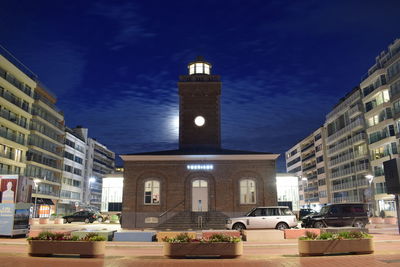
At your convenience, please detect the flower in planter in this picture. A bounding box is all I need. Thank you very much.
[162,233,241,243]
[27,231,106,241]
[299,231,372,241]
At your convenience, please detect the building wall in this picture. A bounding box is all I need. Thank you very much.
[122,159,277,229]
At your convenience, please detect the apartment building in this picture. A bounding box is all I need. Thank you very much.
[58,127,87,214]
[0,50,35,177]
[73,126,115,210]
[361,38,400,217]
[325,88,370,206]
[27,84,65,217]
[285,127,329,211]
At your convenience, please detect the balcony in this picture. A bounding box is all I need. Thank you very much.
[302,152,315,162]
[327,117,365,144]
[32,188,60,198]
[326,93,359,120]
[355,163,369,172]
[301,143,314,152]
[0,66,34,97]
[352,132,367,144]
[348,104,362,117]
[0,167,19,175]
[305,197,320,202]
[303,164,316,172]
[331,166,355,179]
[329,152,354,167]
[331,179,369,191]
[0,89,30,113]
[0,127,26,145]
[304,186,318,192]
[0,109,28,129]
[332,195,361,203]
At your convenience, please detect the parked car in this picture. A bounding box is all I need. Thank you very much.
[301,203,369,228]
[63,211,98,223]
[299,208,317,220]
[225,206,298,230]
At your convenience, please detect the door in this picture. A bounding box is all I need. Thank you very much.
[265,208,282,228]
[246,208,266,228]
[192,180,208,212]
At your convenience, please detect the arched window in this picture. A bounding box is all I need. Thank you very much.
[144,180,160,204]
[240,179,256,204]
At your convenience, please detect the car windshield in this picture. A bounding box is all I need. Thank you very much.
[319,206,329,215]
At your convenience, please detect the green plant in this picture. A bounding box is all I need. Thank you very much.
[299,231,372,241]
[163,233,193,243]
[207,234,241,243]
[162,233,241,243]
[27,231,106,241]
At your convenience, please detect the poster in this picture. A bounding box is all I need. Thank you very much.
[0,175,18,204]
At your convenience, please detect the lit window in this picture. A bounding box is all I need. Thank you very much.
[195,63,203,73]
[189,64,195,75]
[144,180,160,204]
[204,64,210,74]
[240,179,256,204]
[192,179,208,188]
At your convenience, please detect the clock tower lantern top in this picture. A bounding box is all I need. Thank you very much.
[188,56,212,75]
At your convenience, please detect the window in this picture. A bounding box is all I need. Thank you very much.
[144,180,160,204]
[317,167,325,174]
[64,164,73,172]
[65,139,75,148]
[316,156,323,163]
[74,156,83,164]
[73,168,82,176]
[64,151,74,160]
[240,179,256,204]
[318,179,326,186]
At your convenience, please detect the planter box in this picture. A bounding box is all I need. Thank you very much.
[53,218,64,224]
[28,230,75,238]
[384,217,398,225]
[163,242,243,258]
[28,240,106,258]
[39,218,49,224]
[298,238,374,256]
[284,229,320,239]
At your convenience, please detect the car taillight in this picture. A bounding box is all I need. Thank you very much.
[93,215,96,218]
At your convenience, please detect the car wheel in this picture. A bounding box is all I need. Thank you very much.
[232,223,246,230]
[276,222,289,230]
[313,221,325,228]
[97,217,103,223]
[353,220,365,228]
[67,218,72,224]
[84,218,90,223]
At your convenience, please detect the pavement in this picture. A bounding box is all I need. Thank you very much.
[0,223,399,266]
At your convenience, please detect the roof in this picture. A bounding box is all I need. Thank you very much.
[127,148,273,156]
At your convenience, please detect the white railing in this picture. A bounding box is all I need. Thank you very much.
[327,117,365,144]
[326,92,360,120]
[332,179,369,191]
[331,166,356,178]
[329,152,354,167]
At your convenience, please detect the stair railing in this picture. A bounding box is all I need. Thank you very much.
[197,216,203,229]
[158,199,185,223]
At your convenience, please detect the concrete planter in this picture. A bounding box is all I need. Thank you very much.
[370,217,384,224]
[298,238,374,256]
[284,229,320,239]
[163,242,243,258]
[384,217,398,224]
[39,218,49,224]
[28,240,106,258]
[54,218,64,224]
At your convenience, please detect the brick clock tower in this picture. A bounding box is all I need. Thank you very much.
[178,57,221,149]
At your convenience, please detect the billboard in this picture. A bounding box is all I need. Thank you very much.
[0,175,18,204]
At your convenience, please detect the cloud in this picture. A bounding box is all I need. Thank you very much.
[91,1,155,50]
[17,41,86,97]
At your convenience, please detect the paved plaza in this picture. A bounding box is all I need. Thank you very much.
[0,224,399,266]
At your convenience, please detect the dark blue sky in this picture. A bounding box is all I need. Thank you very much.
[1,0,399,171]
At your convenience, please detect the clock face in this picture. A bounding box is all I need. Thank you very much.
[194,116,205,127]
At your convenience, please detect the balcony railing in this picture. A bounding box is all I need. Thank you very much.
[348,104,362,117]
[331,179,369,191]
[327,117,365,144]
[302,152,315,162]
[0,109,28,129]
[332,195,361,203]
[0,167,19,174]
[303,164,316,172]
[0,127,26,145]
[329,152,354,167]
[32,188,60,198]
[305,197,320,202]
[304,186,318,192]
[326,93,359,120]
[331,166,355,179]
[355,163,369,172]
[0,66,34,97]
[301,143,314,152]
[0,89,30,113]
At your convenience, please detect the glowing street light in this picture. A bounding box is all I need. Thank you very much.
[33,179,41,218]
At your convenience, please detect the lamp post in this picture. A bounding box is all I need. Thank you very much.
[88,177,96,207]
[33,179,41,218]
[365,174,374,216]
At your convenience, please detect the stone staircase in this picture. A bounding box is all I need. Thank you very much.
[157,211,228,230]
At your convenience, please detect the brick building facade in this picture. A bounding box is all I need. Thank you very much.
[121,58,279,229]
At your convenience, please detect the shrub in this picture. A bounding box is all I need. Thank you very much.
[162,233,241,243]
[299,231,372,240]
[27,231,106,241]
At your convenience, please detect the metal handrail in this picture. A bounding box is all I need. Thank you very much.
[158,199,185,218]
[198,216,203,229]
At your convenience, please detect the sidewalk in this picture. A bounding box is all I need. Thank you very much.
[0,227,399,266]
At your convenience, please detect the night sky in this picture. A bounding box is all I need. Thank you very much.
[1,0,400,171]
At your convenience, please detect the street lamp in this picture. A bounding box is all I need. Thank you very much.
[88,177,96,206]
[365,174,374,216]
[33,179,41,218]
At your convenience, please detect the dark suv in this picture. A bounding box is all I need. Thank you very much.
[301,203,369,228]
